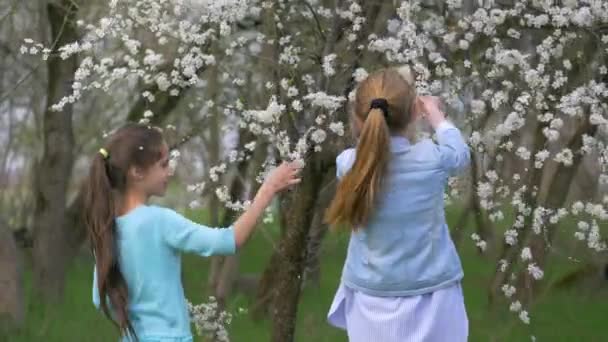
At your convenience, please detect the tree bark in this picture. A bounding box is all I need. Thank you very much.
[0,217,24,330]
[451,150,493,251]
[516,121,597,306]
[449,87,497,249]
[302,166,336,288]
[252,1,384,338]
[205,63,224,299]
[488,121,547,304]
[207,134,251,309]
[269,154,328,342]
[31,0,78,300]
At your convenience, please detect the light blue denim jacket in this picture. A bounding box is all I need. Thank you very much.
[338,120,471,297]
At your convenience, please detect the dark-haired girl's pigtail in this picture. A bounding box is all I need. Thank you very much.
[84,151,136,340]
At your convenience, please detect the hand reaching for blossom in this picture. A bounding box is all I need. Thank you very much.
[233,160,302,249]
[415,96,447,129]
[262,161,303,194]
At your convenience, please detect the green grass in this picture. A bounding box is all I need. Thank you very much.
[3,206,608,342]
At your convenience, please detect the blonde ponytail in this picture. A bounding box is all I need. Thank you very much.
[325,107,391,229]
[324,68,416,231]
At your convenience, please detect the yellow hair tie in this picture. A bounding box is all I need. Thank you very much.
[99,148,109,159]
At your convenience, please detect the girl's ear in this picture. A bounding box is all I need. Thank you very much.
[128,166,144,182]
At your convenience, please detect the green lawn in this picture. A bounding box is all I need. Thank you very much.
[4,206,607,342]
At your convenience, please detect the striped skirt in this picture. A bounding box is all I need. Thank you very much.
[327,281,468,342]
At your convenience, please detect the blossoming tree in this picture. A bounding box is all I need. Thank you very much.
[21,0,608,340]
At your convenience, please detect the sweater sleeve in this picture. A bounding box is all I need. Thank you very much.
[160,208,236,256]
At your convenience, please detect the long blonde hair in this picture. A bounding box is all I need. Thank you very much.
[324,68,416,231]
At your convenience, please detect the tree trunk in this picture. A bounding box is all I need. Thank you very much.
[451,150,493,251]
[488,121,547,304]
[516,121,596,306]
[207,149,248,309]
[0,217,24,330]
[269,155,327,342]
[31,0,78,301]
[450,86,499,249]
[302,166,336,288]
[252,0,382,336]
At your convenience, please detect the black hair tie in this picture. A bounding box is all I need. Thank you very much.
[370,98,389,119]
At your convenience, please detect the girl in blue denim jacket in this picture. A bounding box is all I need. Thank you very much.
[326,68,471,342]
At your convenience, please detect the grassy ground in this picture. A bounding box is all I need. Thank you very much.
[3,206,607,342]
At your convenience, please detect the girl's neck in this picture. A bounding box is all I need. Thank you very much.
[118,189,148,216]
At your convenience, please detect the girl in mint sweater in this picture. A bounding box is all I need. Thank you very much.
[85,123,301,341]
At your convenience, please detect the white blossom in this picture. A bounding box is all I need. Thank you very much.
[471,100,486,115]
[519,310,530,324]
[527,263,544,280]
[245,97,285,124]
[510,300,522,312]
[322,54,337,76]
[329,122,345,136]
[521,247,532,261]
[353,68,369,82]
[291,100,303,112]
[304,92,346,112]
[287,86,299,98]
[498,259,509,272]
[516,147,531,161]
[311,129,327,144]
[187,182,206,195]
[554,148,574,166]
[534,150,550,168]
[505,229,518,245]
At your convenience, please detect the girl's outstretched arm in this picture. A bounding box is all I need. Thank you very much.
[232,161,301,249]
[161,161,301,254]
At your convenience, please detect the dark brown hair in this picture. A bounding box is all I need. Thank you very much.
[324,68,416,231]
[83,123,165,339]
